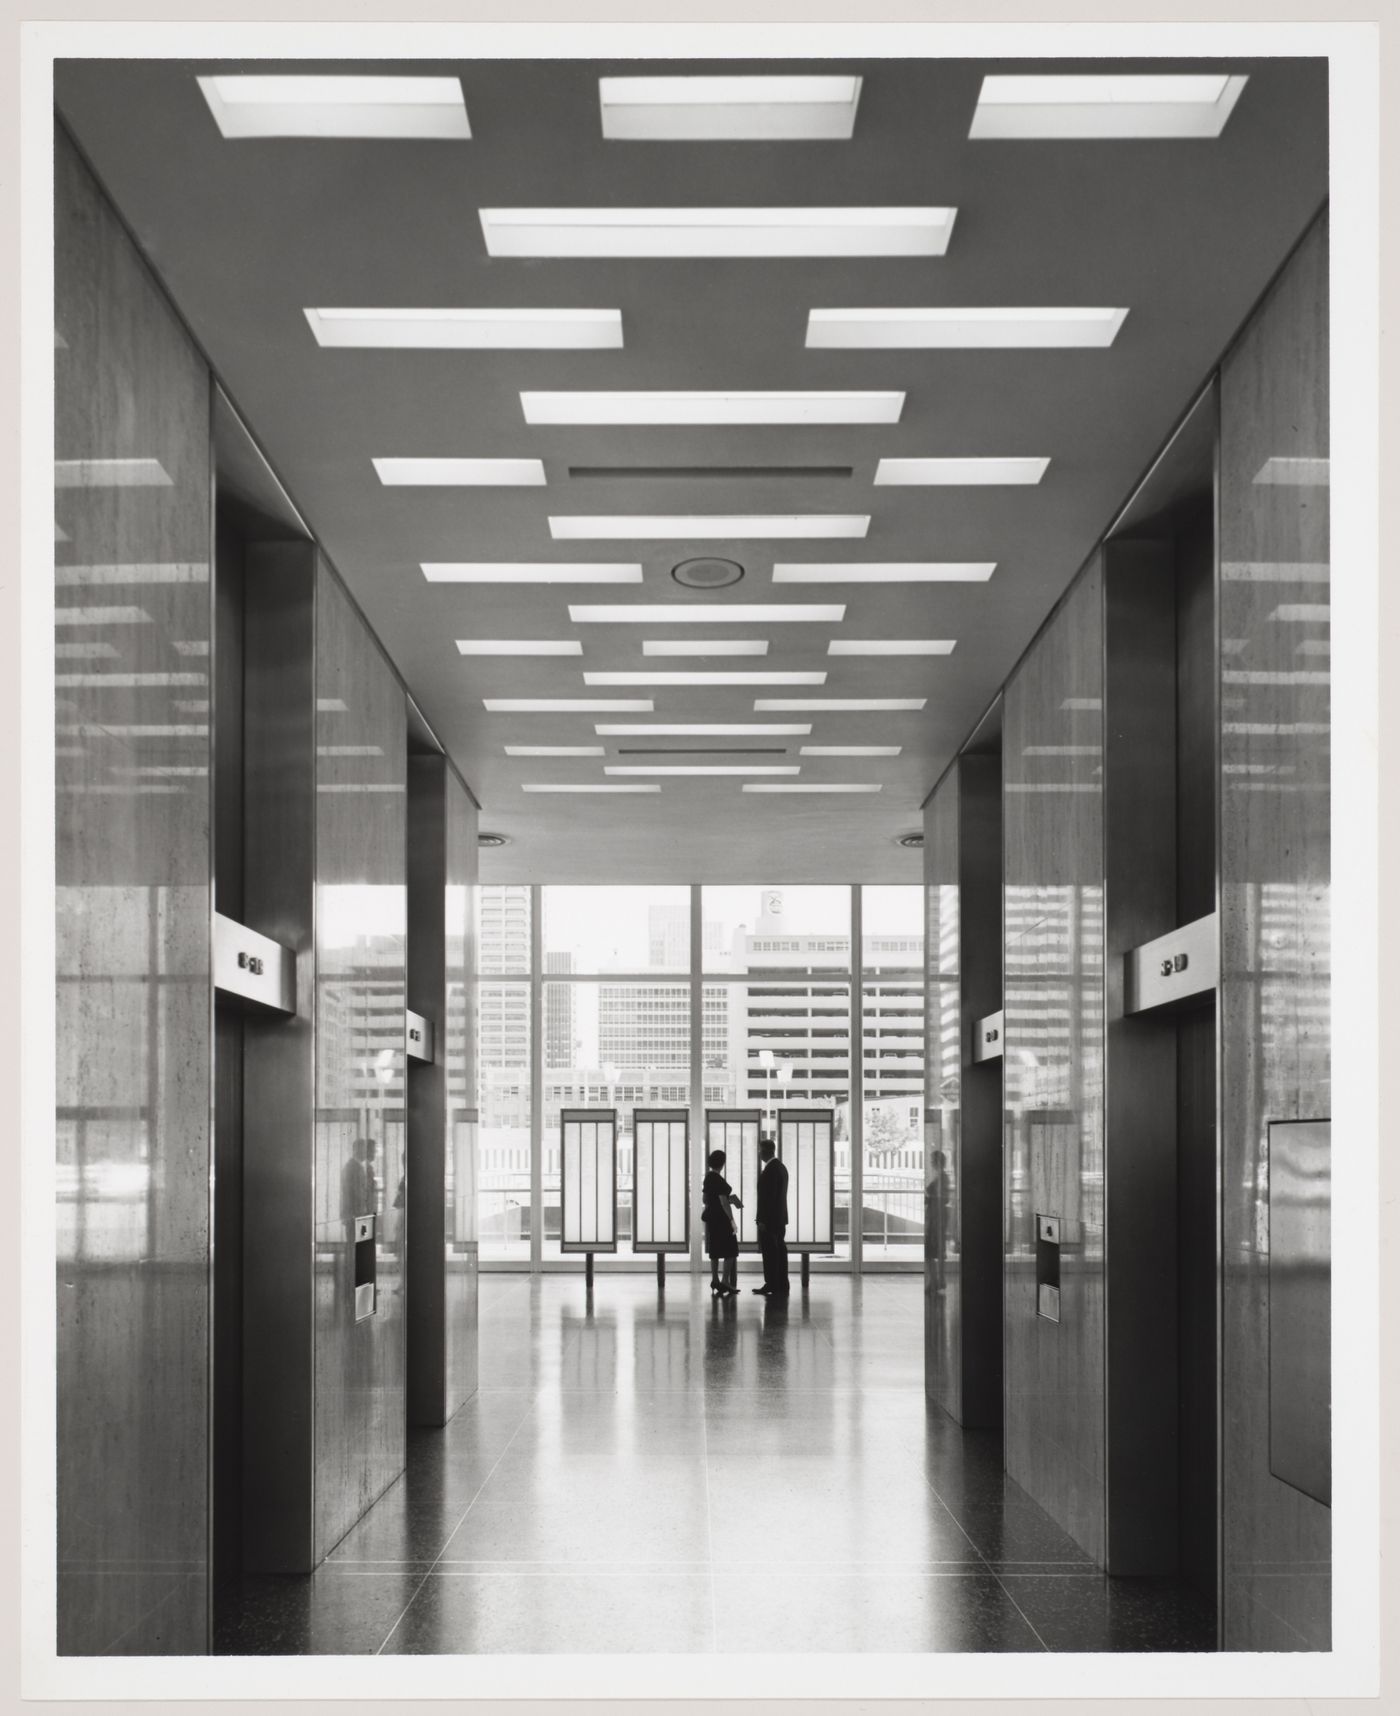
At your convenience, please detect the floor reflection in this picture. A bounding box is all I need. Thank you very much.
[215,1276,1214,1656]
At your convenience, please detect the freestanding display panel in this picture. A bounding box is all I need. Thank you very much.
[705,1108,763,1252]
[777,1107,836,1254]
[560,1108,618,1255]
[632,1108,690,1254]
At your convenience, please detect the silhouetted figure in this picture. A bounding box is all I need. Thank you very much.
[753,1135,789,1298]
[701,1149,742,1297]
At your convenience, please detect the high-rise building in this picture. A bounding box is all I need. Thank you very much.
[543,949,577,1069]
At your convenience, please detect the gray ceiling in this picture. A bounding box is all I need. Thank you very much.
[55,56,1328,882]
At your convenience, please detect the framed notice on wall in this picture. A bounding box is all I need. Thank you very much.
[778,1107,836,1254]
[632,1108,690,1254]
[559,1108,618,1254]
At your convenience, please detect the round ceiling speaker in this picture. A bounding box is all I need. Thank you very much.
[478,831,510,848]
[671,557,745,590]
[896,831,924,850]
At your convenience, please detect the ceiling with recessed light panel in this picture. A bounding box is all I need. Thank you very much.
[54,56,1328,881]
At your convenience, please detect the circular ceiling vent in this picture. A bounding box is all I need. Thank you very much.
[896,831,924,850]
[478,831,510,848]
[671,556,745,590]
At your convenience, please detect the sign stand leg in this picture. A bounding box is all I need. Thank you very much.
[585,1252,594,1292]
[801,1254,810,1293]
[656,1254,665,1293]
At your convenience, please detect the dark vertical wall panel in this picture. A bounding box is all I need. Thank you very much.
[210,522,244,1588]
[407,757,447,1424]
[1003,565,1106,1564]
[241,543,316,1573]
[406,758,478,1425]
[54,125,213,1656]
[1219,212,1331,1650]
[1175,505,1221,1608]
[959,753,1004,1429]
[923,775,960,1416]
[1103,543,1180,1573]
[313,565,408,1561]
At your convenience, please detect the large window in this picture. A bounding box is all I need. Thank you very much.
[477,979,530,1261]
[704,979,853,1259]
[542,981,690,1259]
[542,885,689,974]
[862,884,927,1259]
[478,884,925,1269]
[701,885,850,975]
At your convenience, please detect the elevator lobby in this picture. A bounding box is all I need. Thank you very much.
[34,25,1373,1698]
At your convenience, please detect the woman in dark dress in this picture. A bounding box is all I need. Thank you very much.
[701,1149,742,1297]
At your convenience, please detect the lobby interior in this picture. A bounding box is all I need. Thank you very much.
[48,49,1336,1670]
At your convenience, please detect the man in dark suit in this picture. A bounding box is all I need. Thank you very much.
[752,1136,789,1298]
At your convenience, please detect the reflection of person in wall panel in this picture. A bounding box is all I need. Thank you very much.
[753,1135,789,1298]
[341,1136,377,1220]
[927,1149,948,1291]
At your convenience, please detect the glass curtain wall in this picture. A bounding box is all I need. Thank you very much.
[861,885,928,1260]
[477,883,924,1270]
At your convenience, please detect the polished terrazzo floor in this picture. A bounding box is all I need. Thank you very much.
[215,1274,1215,1655]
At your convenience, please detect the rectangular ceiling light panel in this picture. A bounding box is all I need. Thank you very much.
[305,307,621,349]
[969,73,1247,139]
[522,392,902,426]
[584,671,826,687]
[801,745,901,756]
[522,783,659,793]
[481,207,954,258]
[828,639,955,655]
[599,74,863,141]
[642,640,769,656]
[807,306,1128,348]
[605,765,801,776]
[505,745,605,756]
[456,640,582,656]
[875,458,1049,485]
[484,699,654,712]
[375,458,545,486]
[596,723,811,736]
[550,515,869,540]
[424,564,642,583]
[755,698,926,711]
[198,75,471,140]
[773,563,994,583]
[569,604,843,623]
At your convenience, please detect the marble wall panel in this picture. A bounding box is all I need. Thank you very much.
[1003,565,1106,1565]
[1219,212,1331,1650]
[313,566,408,1562]
[54,124,213,1656]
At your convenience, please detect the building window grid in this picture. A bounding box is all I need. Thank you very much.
[478,884,924,1273]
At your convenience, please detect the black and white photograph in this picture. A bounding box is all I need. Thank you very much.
[22,15,1383,1704]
